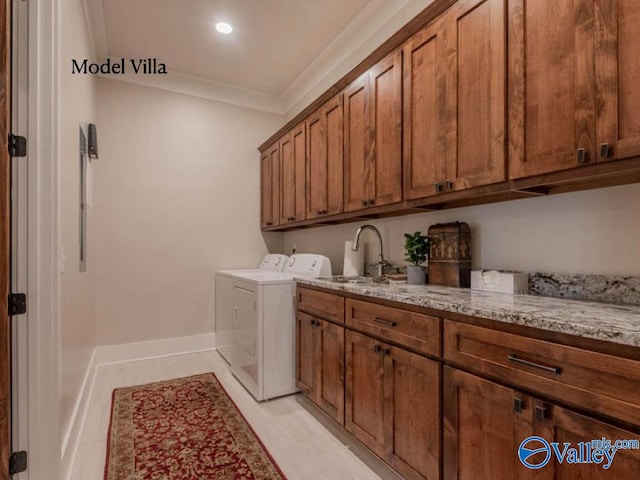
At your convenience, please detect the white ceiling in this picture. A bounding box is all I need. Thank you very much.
[85,0,435,114]
[101,0,373,96]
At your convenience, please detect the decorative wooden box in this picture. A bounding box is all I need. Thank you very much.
[427,221,471,287]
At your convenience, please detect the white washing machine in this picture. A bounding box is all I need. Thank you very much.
[215,254,332,401]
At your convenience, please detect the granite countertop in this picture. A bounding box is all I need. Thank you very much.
[295,277,640,348]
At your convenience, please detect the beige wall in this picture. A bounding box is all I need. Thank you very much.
[282,183,640,276]
[94,79,283,346]
[59,0,98,439]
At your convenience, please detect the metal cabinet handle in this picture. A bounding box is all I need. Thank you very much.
[362,200,368,207]
[374,344,382,353]
[508,354,562,375]
[445,180,453,190]
[383,347,390,356]
[435,182,443,193]
[513,397,525,413]
[368,199,375,206]
[577,148,588,164]
[600,143,612,159]
[373,316,397,327]
[535,404,549,422]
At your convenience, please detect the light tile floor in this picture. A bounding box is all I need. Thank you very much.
[70,351,389,480]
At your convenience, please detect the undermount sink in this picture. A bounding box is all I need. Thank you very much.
[324,275,390,285]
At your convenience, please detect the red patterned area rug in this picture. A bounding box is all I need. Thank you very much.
[104,373,287,480]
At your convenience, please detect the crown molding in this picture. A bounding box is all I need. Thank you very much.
[80,0,108,60]
[80,0,435,116]
[280,0,435,119]
[98,65,286,114]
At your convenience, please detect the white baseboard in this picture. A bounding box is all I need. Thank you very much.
[94,332,216,365]
[61,348,99,480]
[61,332,216,479]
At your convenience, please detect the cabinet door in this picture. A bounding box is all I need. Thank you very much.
[370,49,402,207]
[345,330,385,457]
[509,0,597,178]
[535,402,640,478]
[306,97,344,219]
[280,124,306,224]
[596,0,640,162]
[269,144,280,226]
[279,132,294,224]
[403,17,447,200]
[344,74,370,212]
[446,0,506,189]
[292,123,307,221]
[296,312,317,396]
[317,320,345,425]
[385,346,440,480]
[260,152,273,228]
[443,367,534,480]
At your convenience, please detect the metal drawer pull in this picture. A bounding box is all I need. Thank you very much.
[373,316,397,327]
[508,355,562,375]
[513,397,525,413]
[535,404,549,422]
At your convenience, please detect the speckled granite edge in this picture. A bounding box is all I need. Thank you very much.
[365,264,640,306]
[528,273,640,306]
[295,277,640,348]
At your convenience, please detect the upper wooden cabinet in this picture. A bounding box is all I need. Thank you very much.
[444,0,506,190]
[260,0,640,231]
[403,0,506,200]
[344,50,402,212]
[509,0,640,178]
[403,17,447,200]
[597,0,640,163]
[306,96,344,220]
[279,123,306,225]
[260,143,279,228]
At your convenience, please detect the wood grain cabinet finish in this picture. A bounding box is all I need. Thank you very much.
[344,49,402,212]
[444,0,506,191]
[443,367,533,480]
[297,287,345,324]
[296,311,345,425]
[260,144,280,228]
[279,123,306,225]
[403,16,447,200]
[345,298,441,357]
[509,0,640,178]
[596,0,640,163]
[346,330,441,480]
[444,367,640,480]
[536,403,640,479]
[306,96,344,219]
[444,320,640,426]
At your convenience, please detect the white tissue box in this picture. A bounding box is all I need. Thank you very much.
[471,270,529,294]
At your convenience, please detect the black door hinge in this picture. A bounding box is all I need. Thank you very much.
[9,451,27,475]
[8,134,27,157]
[8,293,27,316]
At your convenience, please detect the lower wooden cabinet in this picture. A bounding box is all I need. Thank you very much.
[346,330,441,480]
[443,366,533,480]
[444,366,640,480]
[296,311,345,425]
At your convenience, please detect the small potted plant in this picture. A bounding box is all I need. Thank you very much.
[404,231,428,285]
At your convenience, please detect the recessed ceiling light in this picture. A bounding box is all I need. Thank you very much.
[215,22,233,34]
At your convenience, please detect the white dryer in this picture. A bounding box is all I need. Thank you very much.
[215,254,331,401]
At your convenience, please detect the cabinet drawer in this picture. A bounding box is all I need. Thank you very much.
[346,299,441,356]
[297,287,344,323]
[444,320,640,425]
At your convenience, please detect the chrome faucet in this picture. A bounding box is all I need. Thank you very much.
[352,224,387,276]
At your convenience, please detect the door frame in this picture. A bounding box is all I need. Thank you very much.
[11,0,61,478]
